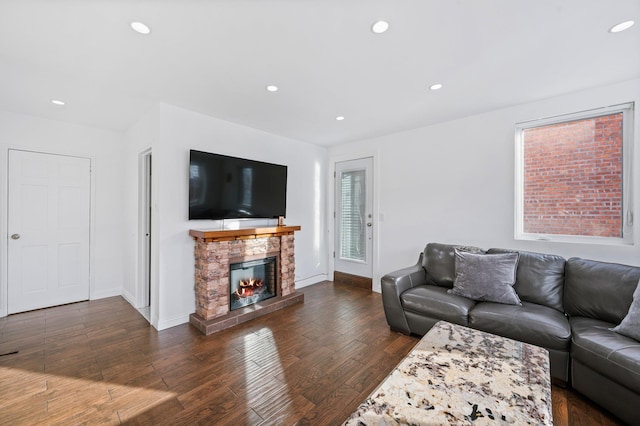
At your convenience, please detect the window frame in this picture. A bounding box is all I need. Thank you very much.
[515,102,634,245]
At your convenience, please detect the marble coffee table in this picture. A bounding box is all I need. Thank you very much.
[344,321,552,425]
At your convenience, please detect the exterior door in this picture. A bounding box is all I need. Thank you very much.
[8,150,91,314]
[334,157,373,278]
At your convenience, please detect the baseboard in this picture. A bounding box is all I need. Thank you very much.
[156,313,190,331]
[295,274,328,289]
[90,287,122,300]
[121,289,136,307]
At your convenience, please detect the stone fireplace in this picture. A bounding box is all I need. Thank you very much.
[189,226,304,335]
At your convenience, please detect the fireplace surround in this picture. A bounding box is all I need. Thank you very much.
[189,226,303,335]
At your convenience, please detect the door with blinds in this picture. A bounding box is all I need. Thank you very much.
[334,158,373,280]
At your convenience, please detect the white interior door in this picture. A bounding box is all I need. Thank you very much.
[334,157,373,278]
[8,150,91,314]
[140,150,152,309]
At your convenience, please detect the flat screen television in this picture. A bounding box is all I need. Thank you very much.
[189,150,287,220]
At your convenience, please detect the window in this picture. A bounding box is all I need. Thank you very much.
[515,103,634,243]
[339,170,366,261]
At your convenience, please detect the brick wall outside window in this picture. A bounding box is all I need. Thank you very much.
[522,113,623,237]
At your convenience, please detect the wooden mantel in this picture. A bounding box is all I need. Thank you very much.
[189,225,301,242]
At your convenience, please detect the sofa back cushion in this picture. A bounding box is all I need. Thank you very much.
[488,248,565,312]
[422,243,485,288]
[565,258,640,324]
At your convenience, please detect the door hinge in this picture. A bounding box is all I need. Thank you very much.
[333,251,335,258]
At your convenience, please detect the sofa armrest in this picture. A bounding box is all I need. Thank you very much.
[381,253,426,334]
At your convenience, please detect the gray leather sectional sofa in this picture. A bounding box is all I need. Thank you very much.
[381,243,640,424]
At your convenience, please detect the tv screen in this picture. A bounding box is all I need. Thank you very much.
[189,150,287,220]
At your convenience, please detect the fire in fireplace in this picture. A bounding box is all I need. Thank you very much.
[229,256,277,310]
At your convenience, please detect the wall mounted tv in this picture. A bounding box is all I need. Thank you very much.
[189,150,287,220]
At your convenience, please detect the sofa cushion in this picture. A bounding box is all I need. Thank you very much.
[469,301,571,351]
[401,285,476,326]
[570,316,640,394]
[611,280,640,341]
[422,243,485,288]
[448,250,521,305]
[565,258,640,324]
[488,248,565,312]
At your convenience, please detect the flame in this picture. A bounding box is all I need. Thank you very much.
[233,278,263,299]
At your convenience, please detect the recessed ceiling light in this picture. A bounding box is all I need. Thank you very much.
[371,20,390,34]
[266,85,279,92]
[429,83,443,91]
[130,21,151,35]
[51,99,65,106]
[609,20,635,33]
[336,116,345,121]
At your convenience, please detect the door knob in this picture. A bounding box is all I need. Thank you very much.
[367,223,372,227]
[11,234,20,240]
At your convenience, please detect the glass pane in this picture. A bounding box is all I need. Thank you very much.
[522,113,623,237]
[340,169,366,261]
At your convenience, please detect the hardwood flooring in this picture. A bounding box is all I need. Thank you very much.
[0,282,625,425]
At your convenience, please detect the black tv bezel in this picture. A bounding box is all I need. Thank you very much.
[188,149,288,221]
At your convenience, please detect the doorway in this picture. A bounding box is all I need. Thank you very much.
[7,149,91,313]
[334,157,373,290]
[138,149,152,320]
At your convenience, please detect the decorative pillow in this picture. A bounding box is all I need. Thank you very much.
[611,280,640,341]
[448,250,521,305]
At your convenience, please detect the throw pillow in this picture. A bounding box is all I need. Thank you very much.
[611,280,640,341]
[448,250,521,305]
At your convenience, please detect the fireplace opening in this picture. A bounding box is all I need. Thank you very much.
[229,256,277,311]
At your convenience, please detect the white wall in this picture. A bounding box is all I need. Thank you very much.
[329,79,640,292]
[5,78,636,325]
[0,110,125,317]
[125,103,328,330]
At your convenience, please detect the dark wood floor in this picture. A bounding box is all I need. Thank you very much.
[0,282,624,425]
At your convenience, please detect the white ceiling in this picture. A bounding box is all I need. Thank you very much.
[0,0,638,146]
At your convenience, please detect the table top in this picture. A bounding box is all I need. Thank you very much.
[344,321,552,425]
